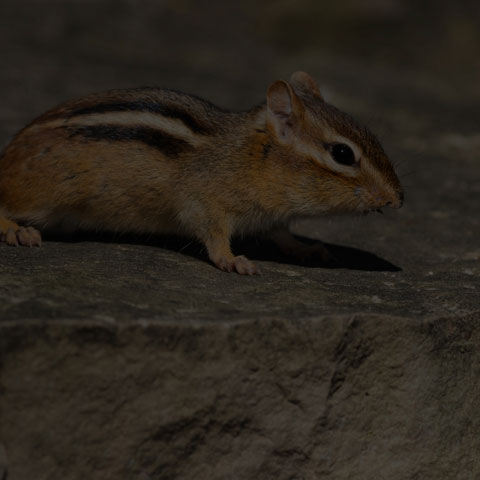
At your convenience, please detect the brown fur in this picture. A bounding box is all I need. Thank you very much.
[0,72,403,273]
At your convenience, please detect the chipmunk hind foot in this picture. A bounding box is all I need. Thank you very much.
[270,228,336,264]
[0,216,42,247]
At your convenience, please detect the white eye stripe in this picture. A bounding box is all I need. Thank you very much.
[293,139,361,177]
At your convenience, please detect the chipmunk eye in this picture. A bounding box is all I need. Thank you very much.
[328,143,356,166]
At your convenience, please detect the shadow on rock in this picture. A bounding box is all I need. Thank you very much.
[320,242,401,272]
[234,236,402,272]
[44,231,401,273]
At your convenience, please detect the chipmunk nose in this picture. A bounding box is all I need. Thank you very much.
[369,187,403,210]
[387,190,404,209]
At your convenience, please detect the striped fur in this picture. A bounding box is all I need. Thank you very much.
[65,124,193,157]
[65,101,216,135]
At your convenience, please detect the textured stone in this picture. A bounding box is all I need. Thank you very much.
[2,315,480,480]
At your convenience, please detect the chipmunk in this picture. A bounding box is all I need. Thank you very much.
[0,71,403,274]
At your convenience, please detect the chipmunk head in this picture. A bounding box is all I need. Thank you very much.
[265,71,403,215]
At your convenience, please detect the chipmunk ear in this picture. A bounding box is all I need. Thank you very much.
[289,71,323,99]
[266,80,304,143]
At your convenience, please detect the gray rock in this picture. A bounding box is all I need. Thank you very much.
[2,315,480,479]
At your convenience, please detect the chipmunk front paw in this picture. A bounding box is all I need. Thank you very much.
[215,255,260,275]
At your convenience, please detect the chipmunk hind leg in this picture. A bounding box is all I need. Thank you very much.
[0,214,42,247]
[184,208,259,275]
[270,227,334,263]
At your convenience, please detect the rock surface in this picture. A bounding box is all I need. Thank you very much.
[1,1,479,479]
[2,315,480,480]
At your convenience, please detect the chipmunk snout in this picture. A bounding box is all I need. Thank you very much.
[365,187,403,210]
[387,190,404,209]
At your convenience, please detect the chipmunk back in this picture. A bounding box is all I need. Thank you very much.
[0,71,403,274]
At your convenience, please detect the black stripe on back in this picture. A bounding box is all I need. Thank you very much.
[67,101,214,135]
[66,125,192,157]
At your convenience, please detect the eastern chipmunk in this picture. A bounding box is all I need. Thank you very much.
[0,71,403,274]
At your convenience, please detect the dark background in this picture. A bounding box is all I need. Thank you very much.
[1,0,479,132]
